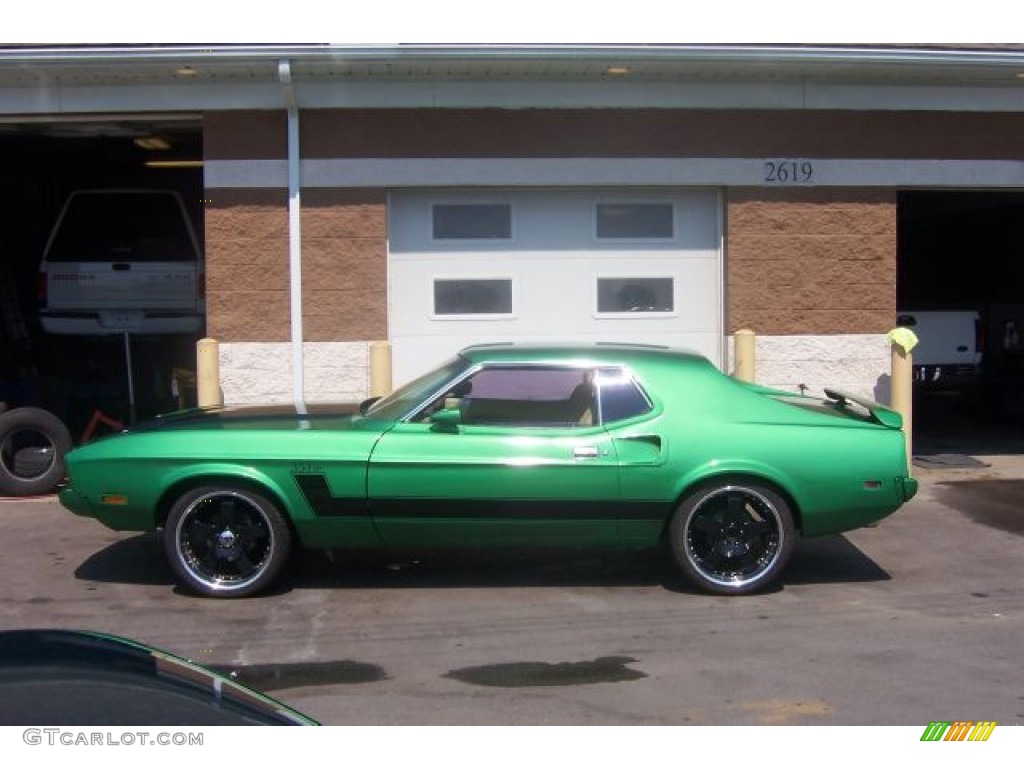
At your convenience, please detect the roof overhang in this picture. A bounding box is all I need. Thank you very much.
[2,44,1024,116]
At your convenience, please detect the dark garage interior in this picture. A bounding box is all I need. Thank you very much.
[0,121,204,438]
[898,190,1024,434]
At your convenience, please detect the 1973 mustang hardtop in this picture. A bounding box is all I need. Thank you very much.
[59,343,917,598]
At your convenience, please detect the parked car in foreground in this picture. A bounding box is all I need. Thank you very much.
[58,343,917,598]
[0,629,317,725]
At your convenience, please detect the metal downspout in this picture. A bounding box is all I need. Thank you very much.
[279,59,305,413]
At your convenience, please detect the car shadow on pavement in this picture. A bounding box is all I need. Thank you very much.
[73,532,175,587]
[286,536,889,595]
[70,533,888,596]
[782,535,891,586]
[288,547,672,591]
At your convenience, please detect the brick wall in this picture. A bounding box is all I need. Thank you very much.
[302,109,1024,160]
[204,188,290,342]
[301,189,387,341]
[726,188,897,336]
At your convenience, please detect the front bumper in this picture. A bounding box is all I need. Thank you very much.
[912,364,979,392]
[899,476,919,503]
[40,311,203,336]
[58,485,95,518]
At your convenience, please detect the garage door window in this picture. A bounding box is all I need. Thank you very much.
[596,203,674,240]
[596,277,674,314]
[432,204,512,240]
[434,279,513,316]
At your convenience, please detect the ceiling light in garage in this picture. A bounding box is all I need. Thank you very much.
[134,136,172,150]
[605,66,630,76]
[145,160,203,168]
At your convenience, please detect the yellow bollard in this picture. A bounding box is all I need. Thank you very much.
[888,327,918,474]
[369,341,393,398]
[196,338,223,408]
[733,329,756,383]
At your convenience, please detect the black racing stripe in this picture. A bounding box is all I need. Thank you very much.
[368,498,670,522]
[294,474,367,518]
[293,474,670,522]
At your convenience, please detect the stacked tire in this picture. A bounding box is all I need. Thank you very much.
[0,407,72,496]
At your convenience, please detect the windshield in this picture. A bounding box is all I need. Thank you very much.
[365,355,471,421]
[47,192,196,263]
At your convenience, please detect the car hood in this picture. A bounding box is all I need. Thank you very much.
[124,403,371,434]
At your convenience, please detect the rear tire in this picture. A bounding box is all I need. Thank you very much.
[669,481,796,595]
[0,407,72,496]
[165,486,292,598]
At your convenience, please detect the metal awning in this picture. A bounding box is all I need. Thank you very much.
[1,44,1023,116]
[3,43,1024,81]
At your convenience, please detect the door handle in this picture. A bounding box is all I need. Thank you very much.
[573,445,600,459]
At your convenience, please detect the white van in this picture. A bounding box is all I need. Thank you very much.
[38,190,204,335]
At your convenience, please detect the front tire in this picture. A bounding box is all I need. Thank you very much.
[164,486,292,598]
[669,481,796,595]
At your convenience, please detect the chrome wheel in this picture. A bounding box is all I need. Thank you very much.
[166,487,291,598]
[670,483,795,595]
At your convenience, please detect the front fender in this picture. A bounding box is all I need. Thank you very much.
[153,463,295,526]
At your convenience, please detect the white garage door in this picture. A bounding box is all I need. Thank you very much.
[388,189,722,385]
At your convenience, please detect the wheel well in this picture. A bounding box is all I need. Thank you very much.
[155,475,295,536]
[661,473,804,539]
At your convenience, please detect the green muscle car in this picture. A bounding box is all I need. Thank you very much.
[59,343,917,598]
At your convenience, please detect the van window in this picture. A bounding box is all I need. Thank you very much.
[46,192,195,263]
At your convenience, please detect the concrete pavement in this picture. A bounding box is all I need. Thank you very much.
[0,452,1021,725]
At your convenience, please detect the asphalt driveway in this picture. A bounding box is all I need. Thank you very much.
[0,456,1021,725]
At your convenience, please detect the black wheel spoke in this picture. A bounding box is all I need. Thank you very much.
[233,549,257,577]
[690,513,721,536]
[198,547,223,574]
[724,494,750,523]
[699,547,726,570]
[235,517,268,547]
[745,518,775,540]
[186,519,218,549]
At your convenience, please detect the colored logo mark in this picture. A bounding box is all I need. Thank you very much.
[921,721,996,742]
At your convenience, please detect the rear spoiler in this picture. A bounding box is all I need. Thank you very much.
[824,389,903,430]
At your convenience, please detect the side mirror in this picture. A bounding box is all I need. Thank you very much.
[430,407,462,431]
[358,396,381,415]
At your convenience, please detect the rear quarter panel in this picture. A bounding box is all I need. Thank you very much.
[628,357,910,537]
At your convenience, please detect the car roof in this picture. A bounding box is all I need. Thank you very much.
[457,342,712,368]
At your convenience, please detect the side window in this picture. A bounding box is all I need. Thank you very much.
[427,366,598,427]
[595,202,674,240]
[596,368,652,422]
[432,203,512,240]
[596,277,674,314]
[433,279,513,316]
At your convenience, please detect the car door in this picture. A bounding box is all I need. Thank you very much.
[366,364,622,547]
